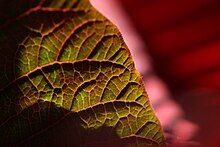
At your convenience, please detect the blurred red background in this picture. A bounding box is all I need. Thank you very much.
[119,0,220,146]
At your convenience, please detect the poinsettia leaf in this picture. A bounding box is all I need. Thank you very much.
[0,0,165,146]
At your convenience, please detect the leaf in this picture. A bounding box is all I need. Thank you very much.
[0,0,165,146]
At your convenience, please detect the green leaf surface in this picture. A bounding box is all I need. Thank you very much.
[0,0,165,146]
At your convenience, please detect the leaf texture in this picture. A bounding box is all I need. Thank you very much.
[0,0,165,146]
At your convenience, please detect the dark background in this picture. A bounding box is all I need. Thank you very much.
[120,0,220,146]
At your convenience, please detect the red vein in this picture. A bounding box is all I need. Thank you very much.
[0,59,126,92]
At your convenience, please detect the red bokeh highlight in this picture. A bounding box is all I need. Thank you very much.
[120,0,220,146]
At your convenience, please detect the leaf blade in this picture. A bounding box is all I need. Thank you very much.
[0,0,165,146]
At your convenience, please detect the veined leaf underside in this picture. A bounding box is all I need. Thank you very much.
[0,0,165,146]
